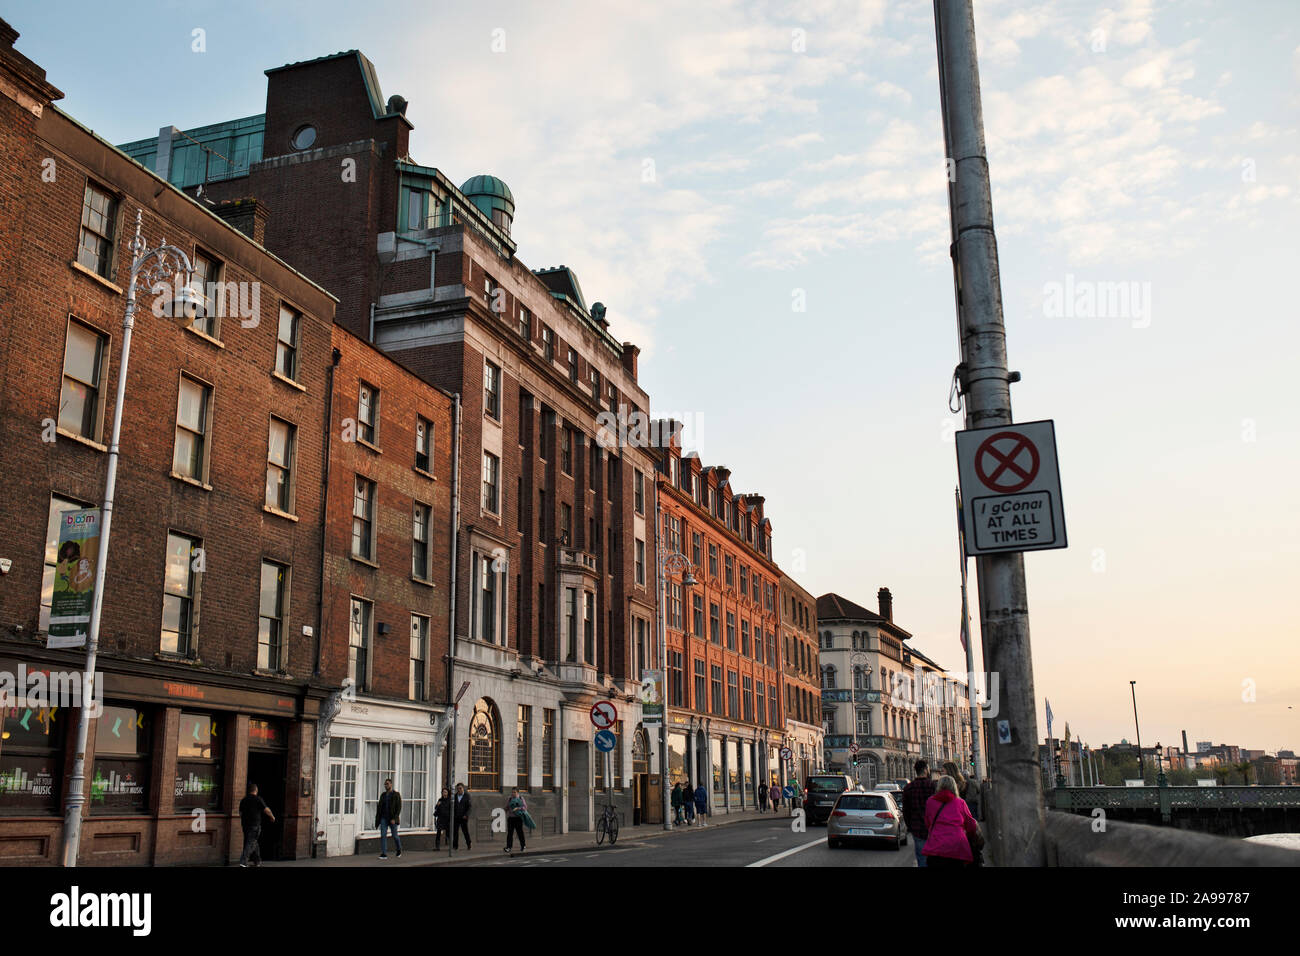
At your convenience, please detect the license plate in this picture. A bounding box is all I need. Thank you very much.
[847,828,872,836]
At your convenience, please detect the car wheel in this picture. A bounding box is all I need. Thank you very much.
[828,838,839,849]
[900,833,908,847]
[891,837,902,851]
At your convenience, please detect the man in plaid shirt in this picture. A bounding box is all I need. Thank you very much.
[901,760,935,868]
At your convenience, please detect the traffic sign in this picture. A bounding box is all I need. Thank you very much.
[589,700,617,729]
[956,419,1066,555]
[849,742,860,755]
[594,729,616,753]
[782,786,795,799]
[780,746,793,761]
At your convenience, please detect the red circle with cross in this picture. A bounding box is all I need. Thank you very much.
[590,701,617,729]
[974,431,1040,493]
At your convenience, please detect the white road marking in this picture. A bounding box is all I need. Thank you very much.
[746,837,825,868]
[753,837,776,843]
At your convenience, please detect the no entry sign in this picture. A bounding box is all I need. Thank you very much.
[956,420,1066,555]
[589,700,617,729]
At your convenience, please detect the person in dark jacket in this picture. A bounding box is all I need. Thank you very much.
[671,782,684,825]
[504,788,529,853]
[375,778,403,859]
[452,782,473,850]
[901,760,937,868]
[433,787,451,850]
[682,781,695,824]
[757,778,769,811]
[693,783,709,826]
[238,782,274,867]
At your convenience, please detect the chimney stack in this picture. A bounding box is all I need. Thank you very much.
[878,587,893,622]
[1182,730,1189,755]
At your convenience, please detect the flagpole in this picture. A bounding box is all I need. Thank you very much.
[956,487,982,786]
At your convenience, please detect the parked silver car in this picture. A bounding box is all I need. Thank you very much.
[826,791,908,850]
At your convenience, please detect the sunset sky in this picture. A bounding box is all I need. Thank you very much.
[12,0,1299,753]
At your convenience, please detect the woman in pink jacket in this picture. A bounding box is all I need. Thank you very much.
[921,775,981,867]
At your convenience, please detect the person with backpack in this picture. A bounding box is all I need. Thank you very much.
[901,760,936,867]
[757,777,769,812]
[921,774,982,868]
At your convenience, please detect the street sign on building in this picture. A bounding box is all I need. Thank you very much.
[956,419,1066,555]
[589,700,617,729]
[780,746,793,761]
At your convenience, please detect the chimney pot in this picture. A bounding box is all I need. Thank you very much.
[878,587,893,622]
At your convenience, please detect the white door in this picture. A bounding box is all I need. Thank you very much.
[326,737,360,855]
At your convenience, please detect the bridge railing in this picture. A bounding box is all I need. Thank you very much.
[1044,811,1300,867]
[1049,785,1300,820]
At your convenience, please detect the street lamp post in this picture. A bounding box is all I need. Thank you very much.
[653,494,696,831]
[1130,680,1145,783]
[62,211,198,867]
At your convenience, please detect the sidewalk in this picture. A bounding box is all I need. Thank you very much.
[263,807,787,867]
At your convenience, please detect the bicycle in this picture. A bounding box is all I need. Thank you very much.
[596,802,619,845]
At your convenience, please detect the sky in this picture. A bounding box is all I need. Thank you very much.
[11,0,1299,754]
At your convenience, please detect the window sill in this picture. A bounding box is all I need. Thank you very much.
[56,427,107,452]
[155,651,201,665]
[414,466,436,481]
[412,576,435,588]
[170,471,213,492]
[69,259,123,294]
[484,411,501,425]
[357,437,382,455]
[184,325,225,348]
[252,668,291,679]
[263,504,299,522]
[272,370,307,392]
[351,554,380,569]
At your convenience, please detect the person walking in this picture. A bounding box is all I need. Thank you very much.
[757,778,769,812]
[769,781,782,813]
[504,788,530,853]
[452,782,473,850]
[944,759,978,818]
[693,782,709,826]
[788,775,801,810]
[433,787,451,850]
[375,777,402,859]
[682,782,696,825]
[238,782,274,868]
[671,782,684,825]
[901,760,936,868]
[921,775,982,868]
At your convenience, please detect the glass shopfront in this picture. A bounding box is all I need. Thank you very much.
[727,739,740,806]
[711,737,722,796]
[667,732,687,785]
[0,706,63,815]
[175,712,224,811]
[91,704,151,814]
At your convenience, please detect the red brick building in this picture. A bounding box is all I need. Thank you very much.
[314,324,455,855]
[653,424,791,811]
[120,49,661,834]
[0,22,337,864]
[779,575,823,781]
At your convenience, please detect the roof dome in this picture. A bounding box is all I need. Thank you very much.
[460,174,516,233]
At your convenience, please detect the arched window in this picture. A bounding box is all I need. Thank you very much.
[821,665,836,690]
[467,698,501,791]
[632,726,649,775]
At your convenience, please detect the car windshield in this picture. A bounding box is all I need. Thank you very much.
[807,778,847,792]
[836,794,889,811]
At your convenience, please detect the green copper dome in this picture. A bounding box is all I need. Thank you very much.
[460,174,516,233]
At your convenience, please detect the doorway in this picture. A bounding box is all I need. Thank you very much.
[247,751,286,861]
[567,740,590,831]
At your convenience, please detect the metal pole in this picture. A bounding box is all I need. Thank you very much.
[1130,680,1145,782]
[62,213,192,867]
[934,0,1044,866]
[957,487,981,784]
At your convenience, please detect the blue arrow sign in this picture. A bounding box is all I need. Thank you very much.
[594,729,616,753]
[782,786,795,799]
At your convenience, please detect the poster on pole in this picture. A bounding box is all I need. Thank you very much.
[640,669,664,725]
[47,508,101,649]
